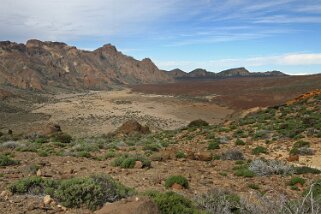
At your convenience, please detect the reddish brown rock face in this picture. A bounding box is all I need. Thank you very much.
[0,40,173,90]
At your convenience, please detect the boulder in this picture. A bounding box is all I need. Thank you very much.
[195,151,213,161]
[115,120,150,136]
[95,197,160,214]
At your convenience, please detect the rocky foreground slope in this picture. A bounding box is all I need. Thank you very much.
[0,90,321,213]
[0,40,172,91]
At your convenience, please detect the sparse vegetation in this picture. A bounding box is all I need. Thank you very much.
[112,154,151,168]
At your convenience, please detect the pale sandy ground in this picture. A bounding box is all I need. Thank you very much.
[32,89,234,137]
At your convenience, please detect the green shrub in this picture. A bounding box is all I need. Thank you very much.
[143,144,161,152]
[289,177,305,186]
[9,175,133,211]
[104,149,116,159]
[165,175,189,189]
[54,175,133,210]
[188,119,209,128]
[252,146,268,155]
[208,142,220,150]
[8,176,58,195]
[295,166,321,175]
[235,138,246,146]
[112,154,151,168]
[51,132,72,144]
[248,183,260,190]
[146,191,200,214]
[233,165,255,177]
[33,137,49,144]
[0,154,20,166]
[290,141,311,155]
[176,151,186,159]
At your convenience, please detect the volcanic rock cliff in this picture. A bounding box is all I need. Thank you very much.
[0,40,172,90]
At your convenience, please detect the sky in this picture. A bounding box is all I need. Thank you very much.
[1,0,321,74]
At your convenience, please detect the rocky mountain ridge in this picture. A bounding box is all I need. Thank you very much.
[0,40,172,91]
[166,67,287,80]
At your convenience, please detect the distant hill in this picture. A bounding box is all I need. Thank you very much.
[166,67,287,80]
[0,40,172,91]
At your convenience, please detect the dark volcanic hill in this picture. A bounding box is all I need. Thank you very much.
[166,67,287,80]
[0,40,172,91]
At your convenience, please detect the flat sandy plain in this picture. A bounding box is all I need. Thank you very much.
[28,89,233,137]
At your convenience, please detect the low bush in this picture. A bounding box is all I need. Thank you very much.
[289,177,305,186]
[51,132,72,144]
[221,150,245,160]
[176,151,186,159]
[235,138,246,146]
[248,183,260,190]
[208,142,220,150]
[146,191,200,214]
[290,141,313,155]
[249,159,294,176]
[252,146,268,155]
[295,166,321,175]
[143,143,161,152]
[112,154,151,168]
[195,188,240,214]
[165,175,189,189]
[0,154,20,166]
[9,175,133,210]
[233,164,255,178]
[187,119,209,128]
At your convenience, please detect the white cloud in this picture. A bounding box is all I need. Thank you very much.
[0,0,186,42]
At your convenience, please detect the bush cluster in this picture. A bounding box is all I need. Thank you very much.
[8,175,133,210]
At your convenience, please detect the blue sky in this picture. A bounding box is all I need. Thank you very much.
[1,0,321,74]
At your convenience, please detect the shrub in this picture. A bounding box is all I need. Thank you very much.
[208,142,220,150]
[235,138,246,146]
[234,167,255,178]
[176,151,186,159]
[195,188,240,214]
[112,154,151,168]
[252,146,268,155]
[290,141,313,155]
[295,166,321,175]
[188,119,209,128]
[248,183,260,190]
[51,132,72,144]
[33,137,48,144]
[9,175,133,211]
[0,154,20,166]
[165,175,189,189]
[143,143,161,152]
[289,177,305,186]
[104,149,116,159]
[249,159,294,176]
[221,150,245,160]
[54,175,133,210]
[146,191,200,214]
[0,141,21,149]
